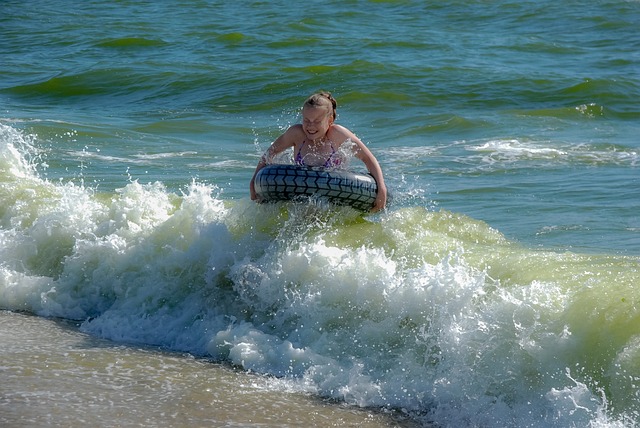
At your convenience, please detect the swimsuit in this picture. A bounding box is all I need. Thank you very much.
[295,140,341,168]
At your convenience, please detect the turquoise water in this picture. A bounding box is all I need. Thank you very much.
[1,1,639,426]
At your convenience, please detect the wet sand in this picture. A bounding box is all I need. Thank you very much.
[0,311,419,427]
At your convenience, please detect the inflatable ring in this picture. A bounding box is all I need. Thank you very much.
[254,164,378,211]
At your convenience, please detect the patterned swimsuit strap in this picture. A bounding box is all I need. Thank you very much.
[294,140,306,165]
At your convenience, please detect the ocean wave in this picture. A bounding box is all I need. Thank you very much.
[1,124,639,426]
[466,139,638,167]
[95,37,168,49]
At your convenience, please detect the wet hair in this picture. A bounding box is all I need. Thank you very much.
[303,92,337,120]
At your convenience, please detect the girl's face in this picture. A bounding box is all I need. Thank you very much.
[302,105,333,141]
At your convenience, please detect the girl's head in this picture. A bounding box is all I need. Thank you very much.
[303,92,337,121]
[301,92,337,141]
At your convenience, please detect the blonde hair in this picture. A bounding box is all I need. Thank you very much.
[303,92,337,120]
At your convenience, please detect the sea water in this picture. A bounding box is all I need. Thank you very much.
[1,1,639,426]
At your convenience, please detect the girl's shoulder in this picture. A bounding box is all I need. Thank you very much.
[284,123,305,137]
[280,124,305,144]
[328,124,358,143]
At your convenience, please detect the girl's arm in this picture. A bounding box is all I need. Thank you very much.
[250,125,301,200]
[334,125,387,212]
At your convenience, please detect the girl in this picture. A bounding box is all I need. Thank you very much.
[250,92,388,212]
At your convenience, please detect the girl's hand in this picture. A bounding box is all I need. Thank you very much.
[371,184,387,212]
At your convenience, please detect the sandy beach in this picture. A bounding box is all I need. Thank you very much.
[0,311,417,427]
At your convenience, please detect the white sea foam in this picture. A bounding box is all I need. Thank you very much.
[472,139,568,156]
[466,138,638,167]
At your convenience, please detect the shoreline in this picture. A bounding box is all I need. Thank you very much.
[0,311,420,427]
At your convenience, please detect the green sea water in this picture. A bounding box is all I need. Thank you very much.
[1,1,639,426]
